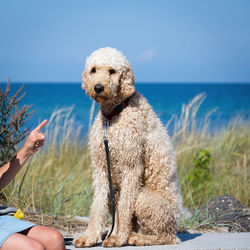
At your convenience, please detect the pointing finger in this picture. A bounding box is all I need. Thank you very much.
[34,119,48,133]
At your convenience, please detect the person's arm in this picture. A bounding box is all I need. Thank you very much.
[0,120,48,190]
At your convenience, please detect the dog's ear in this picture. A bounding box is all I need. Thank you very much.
[120,66,135,98]
[81,68,89,93]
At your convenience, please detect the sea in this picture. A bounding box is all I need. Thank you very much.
[0,83,249,136]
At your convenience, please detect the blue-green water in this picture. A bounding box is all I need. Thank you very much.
[1,83,249,135]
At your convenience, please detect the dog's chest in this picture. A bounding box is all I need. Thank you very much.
[90,116,143,177]
[91,122,135,158]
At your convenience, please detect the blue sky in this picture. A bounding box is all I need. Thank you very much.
[0,0,250,83]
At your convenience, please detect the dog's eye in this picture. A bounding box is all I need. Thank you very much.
[91,67,96,73]
[109,69,116,75]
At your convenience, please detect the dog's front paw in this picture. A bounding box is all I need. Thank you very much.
[102,235,126,247]
[73,234,98,248]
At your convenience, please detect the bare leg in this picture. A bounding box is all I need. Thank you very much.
[26,225,65,250]
[1,233,45,250]
[1,225,65,250]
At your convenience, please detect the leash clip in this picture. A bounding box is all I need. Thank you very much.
[103,120,110,139]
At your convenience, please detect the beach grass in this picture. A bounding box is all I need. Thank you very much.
[2,94,249,222]
[3,107,93,217]
[169,93,249,209]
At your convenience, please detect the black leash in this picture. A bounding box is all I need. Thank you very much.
[103,121,116,238]
[101,96,132,239]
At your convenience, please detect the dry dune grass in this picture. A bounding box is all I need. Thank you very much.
[2,94,249,227]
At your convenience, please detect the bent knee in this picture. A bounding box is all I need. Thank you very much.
[48,230,65,246]
[1,235,45,250]
[24,239,46,250]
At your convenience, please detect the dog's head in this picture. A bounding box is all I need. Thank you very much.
[82,47,135,104]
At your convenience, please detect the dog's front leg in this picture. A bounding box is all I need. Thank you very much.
[102,166,141,247]
[74,167,109,248]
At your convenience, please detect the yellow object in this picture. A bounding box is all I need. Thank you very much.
[13,209,24,220]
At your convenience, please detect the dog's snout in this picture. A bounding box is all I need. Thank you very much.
[94,84,104,94]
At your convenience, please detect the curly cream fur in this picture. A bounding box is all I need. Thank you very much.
[85,47,131,73]
[74,47,179,248]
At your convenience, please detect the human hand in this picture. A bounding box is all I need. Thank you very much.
[22,120,48,156]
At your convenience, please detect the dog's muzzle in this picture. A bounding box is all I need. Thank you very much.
[94,84,104,94]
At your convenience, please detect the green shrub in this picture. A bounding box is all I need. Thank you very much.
[186,149,212,187]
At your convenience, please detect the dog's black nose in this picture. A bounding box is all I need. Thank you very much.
[94,84,104,94]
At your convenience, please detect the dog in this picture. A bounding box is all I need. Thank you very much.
[74,47,180,247]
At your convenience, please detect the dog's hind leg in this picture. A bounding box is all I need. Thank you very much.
[129,188,178,245]
[128,232,178,246]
